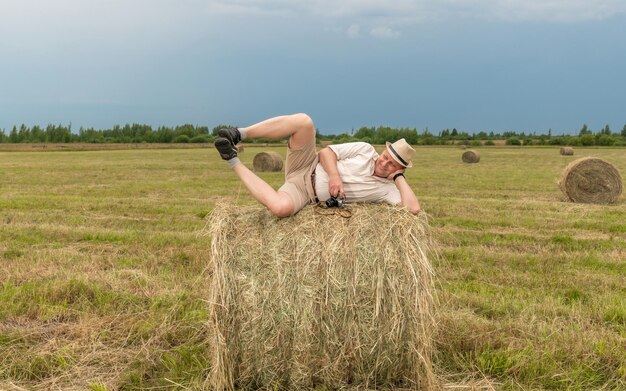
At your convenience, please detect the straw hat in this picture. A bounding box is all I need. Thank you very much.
[385,138,415,168]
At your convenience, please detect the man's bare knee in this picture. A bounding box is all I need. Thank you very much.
[268,196,295,217]
[288,113,315,148]
[289,113,313,135]
[268,203,293,218]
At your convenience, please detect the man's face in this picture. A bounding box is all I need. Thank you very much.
[374,150,405,177]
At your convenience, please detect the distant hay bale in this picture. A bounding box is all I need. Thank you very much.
[560,147,574,156]
[204,203,439,391]
[559,157,623,204]
[319,140,333,148]
[462,150,480,163]
[253,151,283,172]
[236,144,244,153]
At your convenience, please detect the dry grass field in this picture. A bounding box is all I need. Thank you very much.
[0,145,624,390]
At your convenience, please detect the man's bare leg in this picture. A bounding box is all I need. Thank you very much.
[215,113,315,217]
[231,164,294,217]
[239,113,315,150]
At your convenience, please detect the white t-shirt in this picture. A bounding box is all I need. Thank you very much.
[314,142,401,205]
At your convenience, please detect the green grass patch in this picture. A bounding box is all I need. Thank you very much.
[0,279,147,320]
[1,146,625,389]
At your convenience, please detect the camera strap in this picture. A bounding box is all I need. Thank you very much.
[314,202,352,219]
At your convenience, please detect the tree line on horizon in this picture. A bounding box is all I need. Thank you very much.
[1,122,625,146]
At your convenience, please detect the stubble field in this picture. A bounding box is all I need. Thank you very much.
[0,145,624,390]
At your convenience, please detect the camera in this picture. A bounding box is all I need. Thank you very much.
[325,195,345,208]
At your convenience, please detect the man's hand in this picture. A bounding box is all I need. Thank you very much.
[328,174,345,199]
[388,168,421,214]
[319,147,345,199]
[387,169,405,181]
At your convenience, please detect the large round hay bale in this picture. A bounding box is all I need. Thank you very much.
[462,150,480,163]
[560,147,574,156]
[559,157,623,204]
[205,203,439,391]
[252,151,283,172]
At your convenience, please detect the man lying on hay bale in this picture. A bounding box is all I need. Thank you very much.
[214,113,421,217]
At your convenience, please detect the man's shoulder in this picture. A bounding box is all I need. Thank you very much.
[331,141,374,152]
[343,141,373,148]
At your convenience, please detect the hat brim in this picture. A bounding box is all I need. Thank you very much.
[386,141,413,168]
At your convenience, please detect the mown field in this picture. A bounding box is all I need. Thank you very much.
[0,145,624,390]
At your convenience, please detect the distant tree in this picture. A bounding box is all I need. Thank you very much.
[156,127,175,143]
[9,126,18,143]
[31,125,44,142]
[579,134,595,146]
[579,124,591,136]
[173,134,190,143]
[458,131,471,140]
[175,124,196,138]
[600,124,611,135]
[46,124,72,143]
[548,137,561,145]
[418,137,432,145]
[353,126,375,139]
[596,135,615,146]
[334,133,353,143]
[398,128,419,145]
[18,124,30,142]
[622,124,626,137]
[506,137,521,146]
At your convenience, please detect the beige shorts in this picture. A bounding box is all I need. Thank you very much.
[278,138,319,214]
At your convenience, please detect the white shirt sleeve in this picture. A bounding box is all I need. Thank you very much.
[328,142,374,161]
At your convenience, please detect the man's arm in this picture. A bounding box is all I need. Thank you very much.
[390,172,421,215]
[319,147,345,199]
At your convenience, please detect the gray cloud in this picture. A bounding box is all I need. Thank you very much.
[198,0,626,43]
[438,0,626,22]
[4,0,624,26]
[204,0,626,22]
[346,24,361,38]
[370,25,401,38]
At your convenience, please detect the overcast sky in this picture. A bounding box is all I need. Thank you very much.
[1,0,625,135]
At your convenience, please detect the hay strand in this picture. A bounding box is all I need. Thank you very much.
[559,147,574,156]
[559,157,623,204]
[204,203,439,390]
[461,150,480,163]
[253,151,283,172]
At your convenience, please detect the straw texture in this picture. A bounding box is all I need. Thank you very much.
[204,203,439,390]
[559,157,623,204]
